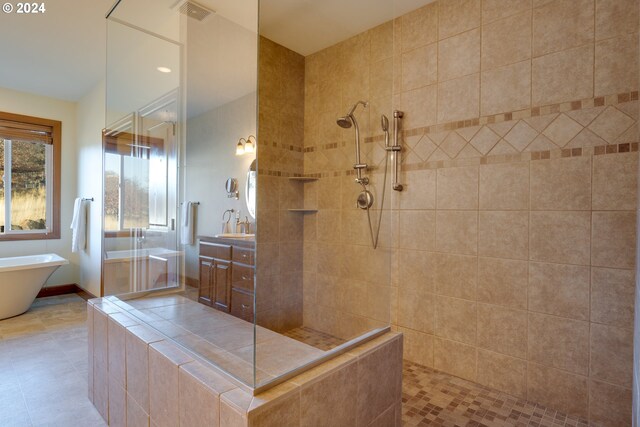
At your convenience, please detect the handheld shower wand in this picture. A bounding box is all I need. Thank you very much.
[336,101,369,185]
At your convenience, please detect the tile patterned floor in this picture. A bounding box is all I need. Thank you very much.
[0,294,106,427]
[0,294,597,427]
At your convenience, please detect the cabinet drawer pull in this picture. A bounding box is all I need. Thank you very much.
[241,304,250,309]
[242,253,248,258]
[242,275,250,280]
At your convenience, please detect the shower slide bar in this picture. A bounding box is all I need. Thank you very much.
[384,110,404,191]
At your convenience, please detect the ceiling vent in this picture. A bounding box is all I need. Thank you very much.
[172,0,215,21]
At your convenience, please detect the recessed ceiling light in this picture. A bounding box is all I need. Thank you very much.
[157,66,172,73]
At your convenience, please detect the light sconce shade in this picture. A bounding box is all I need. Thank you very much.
[235,135,257,155]
[236,138,246,156]
[245,135,256,153]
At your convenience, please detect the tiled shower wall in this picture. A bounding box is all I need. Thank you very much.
[299,0,639,426]
[256,37,306,331]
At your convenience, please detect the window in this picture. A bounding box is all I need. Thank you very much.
[0,112,61,240]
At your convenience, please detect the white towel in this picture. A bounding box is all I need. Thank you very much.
[180,202,195,246]
[70,198,87,253]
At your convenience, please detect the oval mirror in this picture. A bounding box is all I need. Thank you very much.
[225,177,238,193]
[246,160,256,218]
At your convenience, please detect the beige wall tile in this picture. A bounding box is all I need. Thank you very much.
[433,337,477,381]
[432,253,476,302]
[530,156,592,210]
[477,349,527,398]
[477,257,528,310]
[149,342,194,427]
[249,391,300,427]
[589,380,633,427]
[401,3,438,52]
[299,361,357,427]
[482,11,531,71]
[398,210,436,250]
[109,379,126,427]
[438,74,480,123]
[399,170,437,209]
[482,0,532,24]
[528,262,590,320]
[592,104,635,141]
[529,211,591,265]
[532,45,594,106]
[107,318,127,389]
[478,211,529,260]
[590,323,633,388]
[595,0,639,40]
[532,0,594,56]
[595,33,639,97]
[481,60,531,116]
[436,165,479,209]
[527,363,589,419]
[126,326,163,413]
[477,304,527,358]
[435,296,477,345]
[397,327,434,367]
[438,28,480,81]
[370,21,394,63]
[398,249,436,292]
[401,84,438,129]
[402,43,437,91]
[592,153,638,210]
[356,336,402,426]
[528,312,589,375]
[436,210,478,255]
[591,267,636,328]
[592,211,637,269]
[439,0,481,39]
[479,162,529,210]
[127,393,150,427]
[397,288,435,334]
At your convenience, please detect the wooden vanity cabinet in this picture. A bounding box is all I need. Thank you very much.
[198,242,232,312]
[198,237,255,321]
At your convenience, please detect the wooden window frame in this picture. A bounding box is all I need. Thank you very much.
[0,111,61,241]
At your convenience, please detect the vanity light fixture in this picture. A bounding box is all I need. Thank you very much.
[235,135,257,156]
[157,66,172,73]
[236,138,247,155]
[245,135,256,153]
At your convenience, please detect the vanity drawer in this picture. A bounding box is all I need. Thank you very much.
[232,246,254,265]
[232,264,255,292]
[231,289,254,322]
[200,242,231,260]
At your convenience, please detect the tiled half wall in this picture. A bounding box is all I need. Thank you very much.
[289,1,640,426]
[88,298,403,427]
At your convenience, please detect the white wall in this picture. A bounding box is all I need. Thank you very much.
[76,81,105,297]
[0,86,79,286]
[183,92,256,280]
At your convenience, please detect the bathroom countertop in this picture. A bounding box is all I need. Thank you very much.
[198,235,255,247]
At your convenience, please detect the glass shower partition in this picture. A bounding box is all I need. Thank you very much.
[103,0,396,393]
[104,0,262,388]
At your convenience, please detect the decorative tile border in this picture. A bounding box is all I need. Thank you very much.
[365,90,639,144]
[289,142,639,178]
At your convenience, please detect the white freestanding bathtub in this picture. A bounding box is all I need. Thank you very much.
[0,253,69,320]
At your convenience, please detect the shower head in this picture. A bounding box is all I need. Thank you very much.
[336,116,352,128]
[337,100,368,129]
[381,115,389,132]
